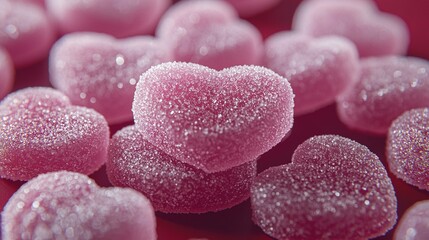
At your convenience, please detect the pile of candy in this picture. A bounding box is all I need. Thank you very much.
[1,0,428,239]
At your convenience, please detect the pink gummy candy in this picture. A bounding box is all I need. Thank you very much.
[251,135,397,240]
[387,108,429,190]
[107,125,257,213]
[49,32,172,124]
[394,200,429,240]
[156,0,263,70]
[293,0,409,58]
[1,171,156,240]
[337,56,429,135]
[132,62,294,173]
[0,0,55,67]
[0,47,14,99]
[264,32,359,115]
[45,0,170,38]
[0,87,109,181]
[224,0,281,17]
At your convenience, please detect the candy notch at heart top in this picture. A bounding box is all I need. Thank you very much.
[264,32,359,115]
[45,0,171,38]
[156,0,263,70]
[292,0,409,58]
[132,62,294,173]
[251,135,397,240]
[50,32,172,124]
[0,87,109,181]
[2,171,156,240]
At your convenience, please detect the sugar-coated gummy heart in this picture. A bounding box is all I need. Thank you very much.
[50,32,172,124]
[264,32,359,115]
[107,125,257,213]
[0,0,55,67]
[156,0,263,70]
[394,200,429,240]
[1,171,156,240]
[0,47,14,99]
[45,0,170,38]
[337,56,429,135]
[387,108,429,191]
[0,87,109,181]
[224,0,281,17]
[132,62,294,173]
[251,135,397,240]
[293,0,409,58]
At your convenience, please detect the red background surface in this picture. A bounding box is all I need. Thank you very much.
[1,0,429,239]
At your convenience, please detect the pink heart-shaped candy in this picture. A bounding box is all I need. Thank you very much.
[264,32,359,115]
[2,171,156,240]
[0,0,55,67]
[50,32,172,124]
[107,125,257,213]
[251,135,397,240]
[157,0,263,70]
[394,200,429,240]
[337,56,429,135]
[133,62,294,173]
[45,0,170,38]
[0,87,109,181]
[293,0,409,58]
[0,47,14,99]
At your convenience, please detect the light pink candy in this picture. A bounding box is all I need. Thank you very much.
[0,0,55,67]
[0,47,14,99]
[251,135,397,240]
[156,0,263,70]
[264,32,359,115]
[0,87,109,181]
[337,56,429,135]
[387,108,429,190]
[45,0,170,38]
[394,200,429,240]
[1,171,156,240]
[133,62,294,173]
[107,125,257,213]
[293,0,409,58]
[224,0,281,17]
[50,32,172,124]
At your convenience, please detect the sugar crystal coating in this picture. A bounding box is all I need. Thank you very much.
[156,0,263,70]
[293,0,409,58]
[132,62,294,173]
[45,0,170,38]
[337,56,429,135]
[0,87,109,181]
[387,108,429,190]
[50,32,172,124]
[0,0,55,67]
[251,135,397,240]
[394,200,429,240]
[264,32,359,115]
[1,171,156,240]
[107,125,256,213]
[0,47,14,99]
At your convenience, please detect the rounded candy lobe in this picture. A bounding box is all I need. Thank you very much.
[107,125,257,213]
[337,56,429,135]
[45,0,171,38]
[0,47,14,99]
[0,87,109,181]
[251,135,397,240]
[0,0,55,67]
[293,0,409,58]
[264,32,359,115]
[394,200,429,240]
[132,62,294,173]
[387,108,429,190]
[1,171,157,240]
[50,32,172,124]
